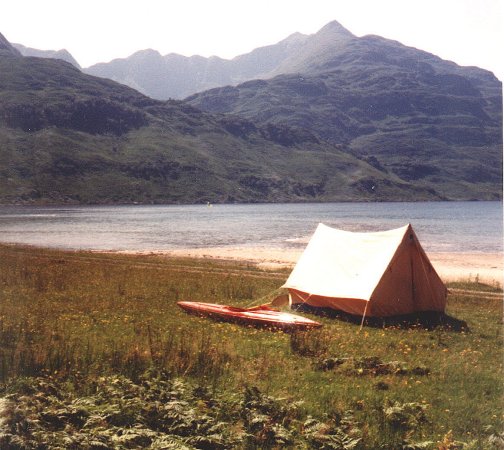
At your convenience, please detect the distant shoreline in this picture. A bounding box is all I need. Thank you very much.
[108,246,503,286]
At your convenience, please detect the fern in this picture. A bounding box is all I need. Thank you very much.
[383,401,429,430]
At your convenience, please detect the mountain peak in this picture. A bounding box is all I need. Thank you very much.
[0,32,22,57]
[316,20,355,39]
[265,20,356,76]
[281,31,308,44]
[131,48,162,59]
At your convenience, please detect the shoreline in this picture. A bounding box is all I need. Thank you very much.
[2,241,502,286]
[115,246,503,286]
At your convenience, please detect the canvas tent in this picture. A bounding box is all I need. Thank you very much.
[283,223,447,318]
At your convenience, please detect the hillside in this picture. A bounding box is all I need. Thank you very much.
[186,22,503,200]
[0,32,21,57]
[0,44,441,205]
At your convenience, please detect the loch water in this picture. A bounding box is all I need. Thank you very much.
[0,201,501,253]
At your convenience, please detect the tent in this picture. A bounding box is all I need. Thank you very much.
[282,223,447,318]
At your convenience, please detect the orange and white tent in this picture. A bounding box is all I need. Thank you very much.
[283,223,447,318]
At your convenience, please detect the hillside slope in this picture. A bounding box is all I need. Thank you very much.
[186,22,503,200]
[0,48,438,205]
[0,32,21,57]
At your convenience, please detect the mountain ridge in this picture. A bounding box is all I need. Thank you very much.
[83,28,316,99]
[13,43,81,68]
[82,20,501,101]
[1,41,445,205]
[1,25,501,204]
[184,23,502,201]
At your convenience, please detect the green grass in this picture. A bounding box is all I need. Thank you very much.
[447,279,503,293]
[0,244,502,449]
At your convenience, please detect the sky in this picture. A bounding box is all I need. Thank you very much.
[1,0,503,80]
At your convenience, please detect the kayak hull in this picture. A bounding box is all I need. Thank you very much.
[177,301,322,331]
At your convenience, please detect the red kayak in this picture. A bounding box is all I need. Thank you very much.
[177,301,322,331]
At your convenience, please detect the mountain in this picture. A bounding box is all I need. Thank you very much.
[84,32,309,100]
[13,43,81,68]
[186,21,503,200]
[0,32,21,57]
[267,20,357,76]
[0,38,440,205]
[2,24,501,204]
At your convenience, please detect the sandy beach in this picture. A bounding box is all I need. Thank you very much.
[137,246,503,286]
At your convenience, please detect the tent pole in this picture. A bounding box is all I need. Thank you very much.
[359,301,369,331]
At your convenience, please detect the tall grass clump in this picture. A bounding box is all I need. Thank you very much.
[0,244,503,449]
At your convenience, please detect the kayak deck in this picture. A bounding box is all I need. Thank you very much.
[177,301,322,331]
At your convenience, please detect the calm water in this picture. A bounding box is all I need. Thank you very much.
[0,202,502,253]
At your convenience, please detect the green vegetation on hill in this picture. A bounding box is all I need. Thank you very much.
[0,52,446,205]
[0,245,502,448]
[1,20,502,204]
[186,26,503,201]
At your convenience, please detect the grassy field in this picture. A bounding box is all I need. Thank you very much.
[0,243,502,449]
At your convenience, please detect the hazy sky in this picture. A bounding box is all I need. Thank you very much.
[2,0,503,80]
